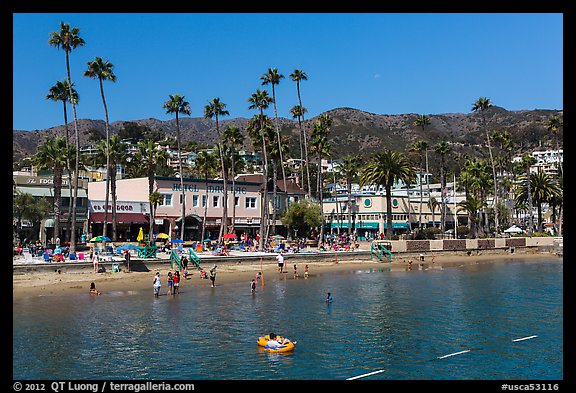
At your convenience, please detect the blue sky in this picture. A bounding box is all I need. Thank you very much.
[13,13,563,131]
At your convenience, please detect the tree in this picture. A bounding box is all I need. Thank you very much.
[32,136,71,244]
[133,139,170,241]
[84,56,116,240]
[46,80,79,242]
[515,170,561,233]
[434,141,451,232]
[193,150,218,243]
[204,98,230,242]
[472,97,499,233]
[413,114,431,132]
[106,135,128,241]
[248,90,274,250]
[428,197,439,229]
[545,114,563,176]
[290,104,308,192]
[49,21,85,254]
[360,150,414,239]
[409,140,429,230]
[457,195,485,239]
[281,200,322,239]
[163,94,191,240]
[309,114,332,246]
[222,126,243,234]
[290,69,312,198]
[261,68,288,195]
[337,155,361,233]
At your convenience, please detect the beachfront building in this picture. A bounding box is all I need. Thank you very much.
[512,149,563,176]
[13,173,89,245]
[88,176,265,241]
[322,181,467,239]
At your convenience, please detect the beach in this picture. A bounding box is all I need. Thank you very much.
[13,249,554,299]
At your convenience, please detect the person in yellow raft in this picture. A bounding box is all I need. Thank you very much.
[266,333,290,348]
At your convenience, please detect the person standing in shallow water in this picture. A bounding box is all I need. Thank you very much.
[210,265,217,287]
[153,272,161,297]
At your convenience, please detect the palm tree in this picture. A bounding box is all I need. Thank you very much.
[515,170,561,233]
[428,197,439,228]
[84,56,116,240]
[545,114,563,176]
[222,125,243,234]
[261,68,287,195]
[106,135,128,241]
[409,140,429,230]
[204,98,230,242]
[268,130,290,236]
[290,104,308,191]
[163,94,191,240]
[32,136,71,245]
[193,150,218,243]
[134,139,170,241]
[360,150,414,239]
[309,114,332,246]
[413,114,431,132]
[472,96,499,233]
[46,80,79,242]
[457,195,485,239]
[290,69,311,198]
[520,153,537,234]
[248,90,274,250]
[49,21,85,254]
[434,141,451,232]
[337,155,361,233]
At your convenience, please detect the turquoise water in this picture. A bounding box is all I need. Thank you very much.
[13,257,563,380]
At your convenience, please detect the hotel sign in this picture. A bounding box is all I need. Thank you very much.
[171,183,247,194]
[89,201,146,213]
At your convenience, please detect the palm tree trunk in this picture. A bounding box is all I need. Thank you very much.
[317,153,324,247]
[259,111,269,250]
[271,84,288,197]
[100,77,111,241]
[230,153,237,234]
[53,167,63,245]
[386,184,393,239]
[298,116,304,190]
[63,100,73,243]
[148,172,155,242]
[486,132,499,234]
[201,176,209,243]
[66,50,79,255]
[347,182,352,234]
[111,161,118,241]
[526,165,533,236]
[215,115,228,242]
[176,113,186,242]
[297,84,312,199]
[419,155,424,230]
[272,160,278,235]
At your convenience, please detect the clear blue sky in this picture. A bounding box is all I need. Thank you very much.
[13,13,563,131]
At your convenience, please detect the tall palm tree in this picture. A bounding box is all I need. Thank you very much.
[409,140,429,230]
[472,96,499,233]
[428,197,439,229]
[46,80,79,242]
[222,125,243,234]
[194,150,218,243]
[106,135,128,241]
[163,94,191,241]
[309,114,332,246]
[248,90,274,250]
[204,98,230,242]
[290,69,311,198]
[413,114,431,132]
[457,195,485,239]
[32,136,71,245]
[360,150,414,239]
[434,141,451,232]
[84,56,116,240]
[521,153,537,235]
[337,155,361,233]
[49,21,85,254]
[134,139,170,241]
[290,104,308,191]
[261,68,287,195]
[268,130,290,236]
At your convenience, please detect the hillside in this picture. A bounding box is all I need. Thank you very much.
[13,106,562,165]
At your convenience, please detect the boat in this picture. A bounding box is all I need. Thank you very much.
[257,335,295,353]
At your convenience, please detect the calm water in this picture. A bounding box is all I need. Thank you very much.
[13,257,563,380]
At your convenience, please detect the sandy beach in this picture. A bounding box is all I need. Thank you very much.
[13,249,558,299]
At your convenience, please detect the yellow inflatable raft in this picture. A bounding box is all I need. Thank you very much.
[257,335,295,353]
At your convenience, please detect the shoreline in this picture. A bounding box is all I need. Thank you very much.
[13,250,560,300]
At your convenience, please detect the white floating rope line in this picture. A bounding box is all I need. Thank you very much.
[437,349,471,359]
[512,335,538,342]
[346,369,386,380]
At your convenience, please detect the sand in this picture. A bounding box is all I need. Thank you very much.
[13,250,558,299]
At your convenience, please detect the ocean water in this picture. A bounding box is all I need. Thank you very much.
[13,257,563,381]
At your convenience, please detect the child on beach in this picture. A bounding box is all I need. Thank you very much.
[293,264,298,278]
[304,264,309,278]
[209,265,217,287]
[89,282,101,296]
[167,272,173,296]
[173,271,180,294]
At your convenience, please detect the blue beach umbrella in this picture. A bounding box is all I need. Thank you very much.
[171,238,185,244]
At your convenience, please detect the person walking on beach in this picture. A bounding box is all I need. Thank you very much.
[209,265,217,287]
[153,272,161,297]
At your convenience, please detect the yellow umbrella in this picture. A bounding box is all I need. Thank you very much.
[136,227,144,242]
[155,233,170,240]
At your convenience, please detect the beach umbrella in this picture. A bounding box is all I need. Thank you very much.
[155,233,170,240]
[272,235,285,239]
[203,238,212,242]
[116,244,139,251]
[136,227,144,242]
[222,233,237,239]
[171,238,185,243]
[90,235,111,242]
[504,225,523,234]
